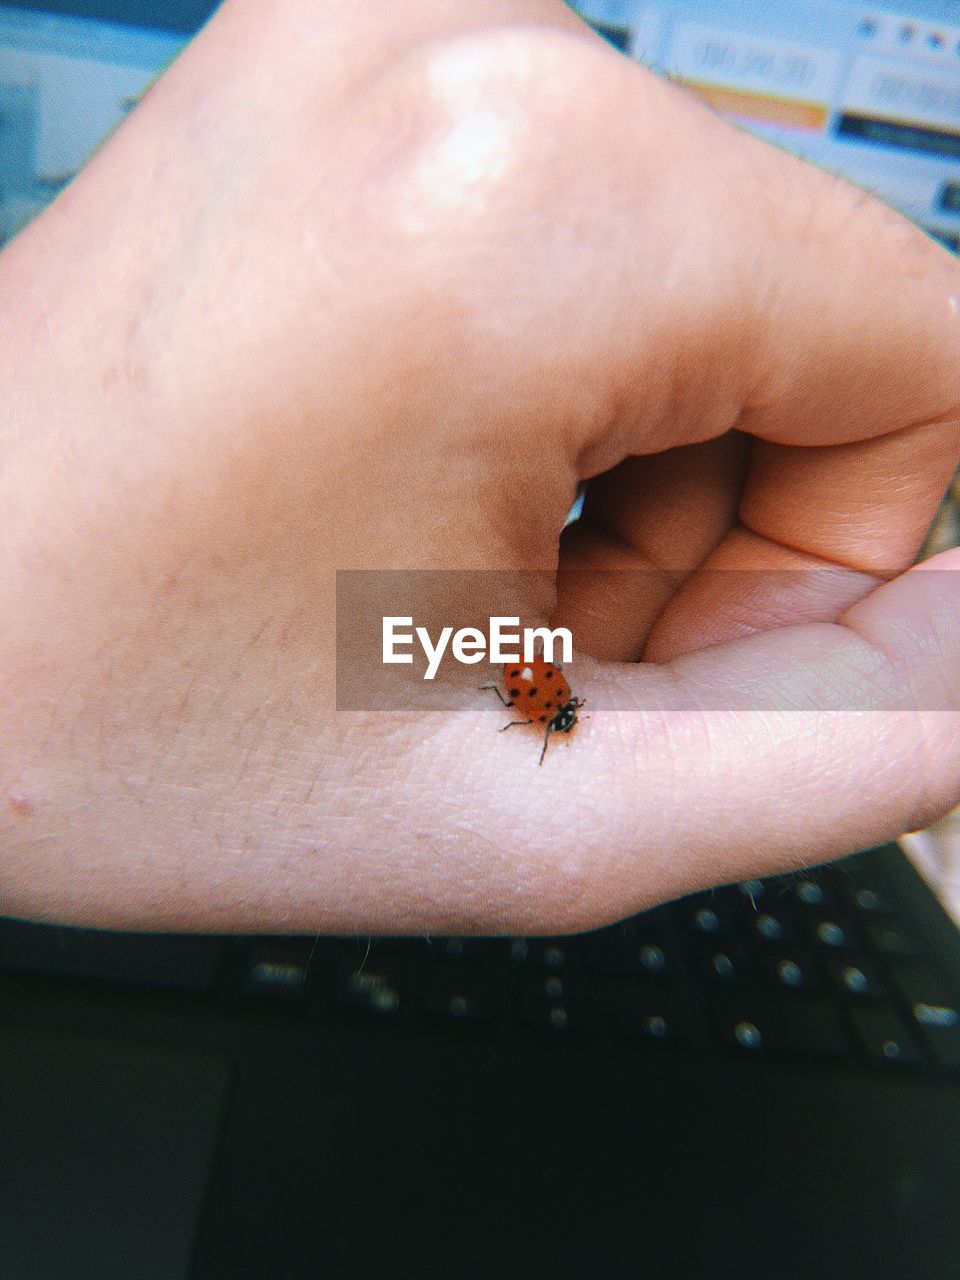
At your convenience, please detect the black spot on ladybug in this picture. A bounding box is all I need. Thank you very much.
[545,701,553,709]
[538,715,547,723]
[527,687,537,697]
[510,669,520,678]
[509,688,520,698]
[545,670,553,679]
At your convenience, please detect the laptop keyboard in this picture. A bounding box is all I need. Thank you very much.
[2,853,958,1075]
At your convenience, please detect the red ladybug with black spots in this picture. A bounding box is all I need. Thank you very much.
[483,656,584,765]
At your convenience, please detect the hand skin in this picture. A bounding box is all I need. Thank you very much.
[1,0,958,935]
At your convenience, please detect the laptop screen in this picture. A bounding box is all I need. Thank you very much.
[577,0,959,251]
[0,3,188,242]
[1,0,958,248]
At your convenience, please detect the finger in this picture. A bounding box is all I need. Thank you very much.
[544,54,960,463]
[641,530,882,661]
[559,418,958,663]
[555,435,750,659]
[446,552,960,932]
[432,46,960,561]
[642,417,959,659]
[736,418,960,572]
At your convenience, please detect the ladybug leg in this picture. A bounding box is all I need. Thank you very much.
[539,722,556,766]
[500,719,534,732]
[481,684,513,708]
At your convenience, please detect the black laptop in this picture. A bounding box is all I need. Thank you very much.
[2,3,959,1277]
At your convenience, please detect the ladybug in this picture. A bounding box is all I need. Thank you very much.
[483,657,584,765]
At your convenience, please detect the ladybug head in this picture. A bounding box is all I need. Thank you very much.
[539,696,586,765]
[552,697,583,734]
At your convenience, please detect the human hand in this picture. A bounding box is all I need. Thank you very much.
[1,0,958,933]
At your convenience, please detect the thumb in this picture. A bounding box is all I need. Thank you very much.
[448,550,960,930]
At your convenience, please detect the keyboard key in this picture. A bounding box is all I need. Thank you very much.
[827,957,884,1000]
[913,1002,959,1029]
[521,995,590,1038]
[424,974,503,1025]
[733,1020,764,1050]
[811,919,853,950]
[334,959,403,1018]
[542,974,567,1000]
[541,943,568,970]
[673,897,732,938]
[846,1005,925,1067]
[792,878,829,908]
[864,922,921,959]
[585,924,672,980]
[769,955,820,992]
[244,940,318,1002]
[522,973,584,1006]
[428,937,491,965]
[638,943,669,975]
[887,960,959,1011]
[869,962,960,1069]
[690,906,722,934]
[847,885,892,915]
[619,992,697,1046]
[509,939,571,971]
[710,996,850,1060]
[750,912,791,944]
[737,880,766,907]
[697,949,744,985]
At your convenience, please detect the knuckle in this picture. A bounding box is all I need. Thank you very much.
[352,29,596,233]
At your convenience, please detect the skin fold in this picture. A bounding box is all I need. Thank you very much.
[0,0,958,934]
